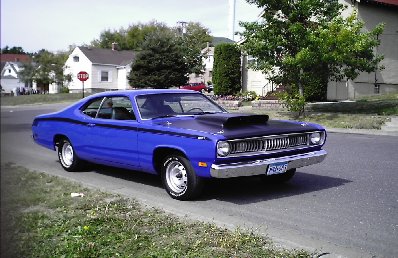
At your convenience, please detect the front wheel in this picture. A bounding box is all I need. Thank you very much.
[161,154,203,200]
[58,138,83,172]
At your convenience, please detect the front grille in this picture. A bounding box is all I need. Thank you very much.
[229,133,311,155]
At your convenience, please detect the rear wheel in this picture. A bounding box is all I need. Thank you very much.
[261,168,296,184]
[161,154,203,200]
[57,138,83,172]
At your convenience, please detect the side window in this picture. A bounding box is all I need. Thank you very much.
[97,98,113,119]
[81,98,104,118]
[97,96,136,120]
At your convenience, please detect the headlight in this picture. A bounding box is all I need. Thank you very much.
[310,132,323,145]
[217,141,230,157]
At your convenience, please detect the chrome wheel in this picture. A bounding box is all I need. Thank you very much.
[58,138,82,172]
[165,159,188,194]
[161,154,204,200]
[61,142,74,167]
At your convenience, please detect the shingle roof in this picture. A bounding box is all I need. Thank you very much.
[79,47,135,66]
[211,37,235,47]
[0,54,31,63]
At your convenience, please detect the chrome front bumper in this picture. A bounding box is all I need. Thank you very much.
[210,150,327,178]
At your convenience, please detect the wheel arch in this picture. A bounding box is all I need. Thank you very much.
[153,147,188,174]
[53,134,69,150]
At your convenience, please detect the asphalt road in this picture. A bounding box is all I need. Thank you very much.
[1,103,397,258]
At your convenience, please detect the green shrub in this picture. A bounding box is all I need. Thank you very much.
[213,43,241,95]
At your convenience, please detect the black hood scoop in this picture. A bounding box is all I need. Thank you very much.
[196,113,269,128]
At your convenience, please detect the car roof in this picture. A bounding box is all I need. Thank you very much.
[87,89,198,99]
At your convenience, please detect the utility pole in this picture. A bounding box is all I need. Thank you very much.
[229,0,236,41]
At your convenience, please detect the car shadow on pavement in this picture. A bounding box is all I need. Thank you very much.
[88,164,163,188]
[80,164,352,204]
[201,171,352,204]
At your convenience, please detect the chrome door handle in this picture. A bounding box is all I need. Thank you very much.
[87,123,96,127]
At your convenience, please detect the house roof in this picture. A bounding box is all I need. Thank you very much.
[0,54,31,63]
[79,47,135,66]
[211,37,235,46]
[1,62,21,77]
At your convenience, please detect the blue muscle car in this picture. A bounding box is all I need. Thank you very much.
[32,89,327,200]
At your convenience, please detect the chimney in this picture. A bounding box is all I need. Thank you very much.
[112,42,119,51]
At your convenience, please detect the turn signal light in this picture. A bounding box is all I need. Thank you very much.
[198,162,208,167]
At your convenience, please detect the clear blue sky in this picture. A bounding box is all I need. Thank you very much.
[1,0,261,53]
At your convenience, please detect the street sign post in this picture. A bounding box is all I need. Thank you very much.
[77,71,89,98]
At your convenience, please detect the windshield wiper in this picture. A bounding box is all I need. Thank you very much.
[192,111,218,115]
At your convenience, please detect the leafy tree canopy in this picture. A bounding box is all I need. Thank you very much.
[1,46,27,54]
[18,50,71,87]
[91,21,170,51]
[240,0,384,102]
[176,22,212,74]
[128,29,188,88]
[91,21,212,75]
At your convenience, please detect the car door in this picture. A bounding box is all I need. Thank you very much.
[82,96,139,169]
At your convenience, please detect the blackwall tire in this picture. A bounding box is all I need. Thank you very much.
[161,154,203,201]
[58,139,82,172]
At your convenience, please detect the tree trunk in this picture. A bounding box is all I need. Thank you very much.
[298,69,304,97]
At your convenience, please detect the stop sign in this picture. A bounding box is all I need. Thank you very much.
[77,71,89,82]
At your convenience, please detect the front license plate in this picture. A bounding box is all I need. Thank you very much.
[267,162,288,176]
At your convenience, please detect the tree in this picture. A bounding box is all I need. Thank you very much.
[18,50,71,90]
[1,46,26,54]
[128,30,188,88]
[240,0,384,106]
[212,43,241,95]
[176,22,212,74]
[18,62,36,87]
[91,21,212,75]
[91,21,170,50]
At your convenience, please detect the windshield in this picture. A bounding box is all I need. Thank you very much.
[136,93,226,119]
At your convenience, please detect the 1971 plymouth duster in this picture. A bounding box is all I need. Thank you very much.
[32,89,327,200]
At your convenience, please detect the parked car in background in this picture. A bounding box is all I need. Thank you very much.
[180,82,210,93]
[32,89,327,200]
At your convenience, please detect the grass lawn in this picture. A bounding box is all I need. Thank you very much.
[1,163,311,258]
[244,93,397,129]
[0,93,86,106]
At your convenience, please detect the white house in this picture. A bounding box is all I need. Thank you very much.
[188,37,235,85]
[241,55,275,96]
[189,45,214,84]
[64,45,135,94]
[0,62,28,94]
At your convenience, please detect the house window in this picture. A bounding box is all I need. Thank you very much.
[101,71,109,82]
[73,56,79,62]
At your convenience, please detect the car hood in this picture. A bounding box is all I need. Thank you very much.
[155,113,324,139]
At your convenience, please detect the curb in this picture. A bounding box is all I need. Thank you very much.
[326,127,398,137]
